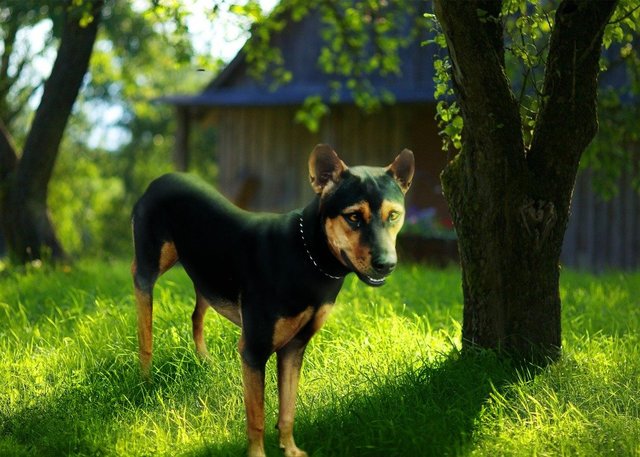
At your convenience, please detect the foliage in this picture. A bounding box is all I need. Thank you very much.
[314,0,424,111]
[426,0,640,192]
[81,0,219,151]
[237,1,292,88]
[0,261,639,455]
[0,0,65,140]
[49,146,126,256]
[424,13,462,152]
[294,95,329,133]
[243,0,428,132]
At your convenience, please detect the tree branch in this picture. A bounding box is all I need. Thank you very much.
[528,0,618,195]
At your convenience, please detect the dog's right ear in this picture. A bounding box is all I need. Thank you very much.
[308,144,348,194]
[386,149,415,194]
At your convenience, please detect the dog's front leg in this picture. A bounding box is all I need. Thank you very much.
[240,337,267,457]
[277,338,308,457]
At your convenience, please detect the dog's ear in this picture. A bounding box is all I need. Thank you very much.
[309,144,348,194]
[386,149,415,194]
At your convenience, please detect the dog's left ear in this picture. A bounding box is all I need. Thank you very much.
[387,149,415,194]
[309,144,348,194]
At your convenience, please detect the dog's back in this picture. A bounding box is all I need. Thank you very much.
[132,173,247,298]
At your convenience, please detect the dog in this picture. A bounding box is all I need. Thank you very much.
[131,144,414,457]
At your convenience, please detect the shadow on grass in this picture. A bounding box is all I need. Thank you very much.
[189,350,531,457]
[294,350,525,457]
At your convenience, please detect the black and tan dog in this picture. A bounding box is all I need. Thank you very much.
[131,144,414,457]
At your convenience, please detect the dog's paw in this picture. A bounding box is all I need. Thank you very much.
[280,444,308,457]
[247,447,266,457]
[284,448,308,457]
[196,349,213,363]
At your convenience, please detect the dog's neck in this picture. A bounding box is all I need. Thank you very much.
[300,198,350,280]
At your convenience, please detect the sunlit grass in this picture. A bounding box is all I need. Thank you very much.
[0,260,638,456]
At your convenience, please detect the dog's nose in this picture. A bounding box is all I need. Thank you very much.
[372,255,396,275]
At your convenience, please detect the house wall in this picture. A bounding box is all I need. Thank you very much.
[562,168,640,271]
[203,103,450,220]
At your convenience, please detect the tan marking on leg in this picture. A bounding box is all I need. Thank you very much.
[159,241,178,274]
[241,354,266,457]
[192,292,210,359]
[310,303,334,334]
[272,307,314,352]
[135,286,153,379]
[277,339,308,457]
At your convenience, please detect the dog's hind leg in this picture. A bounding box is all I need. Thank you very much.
[132,240,178,379]
[136,289,153,379]
[132,259,154,380]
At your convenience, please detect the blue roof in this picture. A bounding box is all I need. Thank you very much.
[161,82,436,107]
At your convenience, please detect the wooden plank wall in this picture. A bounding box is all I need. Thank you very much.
[562,169,640,271]
[210,105,322,211]
[207,103,447,214]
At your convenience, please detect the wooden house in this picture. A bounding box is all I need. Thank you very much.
[160,7,639,271]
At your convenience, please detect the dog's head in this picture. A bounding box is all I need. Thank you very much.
[309,144,414,287]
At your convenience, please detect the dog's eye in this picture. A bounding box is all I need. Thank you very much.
[388,211,402,222]
[343,212,361,225]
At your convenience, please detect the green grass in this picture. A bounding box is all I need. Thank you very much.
[0,260,639,456]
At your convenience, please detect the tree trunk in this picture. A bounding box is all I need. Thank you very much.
[0,119,17,257]
[434,0,617,362]
[1,189,66,261]
[0,0,103,263]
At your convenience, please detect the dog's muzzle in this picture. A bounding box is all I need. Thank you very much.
[340,250,391,287]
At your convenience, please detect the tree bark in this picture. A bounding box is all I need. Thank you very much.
[0,119,17,181]
[434,0,617,362]
[0,120,17,257]
[0,0,103,263]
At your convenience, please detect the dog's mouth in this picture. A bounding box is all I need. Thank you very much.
[340,250,387,287]
[358,273,386,287]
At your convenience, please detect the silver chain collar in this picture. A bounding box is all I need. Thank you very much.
[298,215,344,280]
